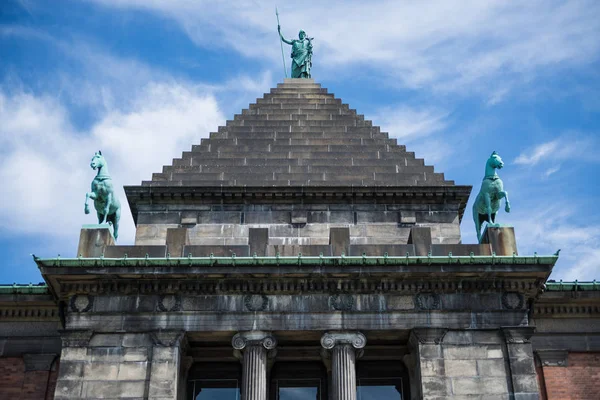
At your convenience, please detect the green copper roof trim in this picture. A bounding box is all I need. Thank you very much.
[546,280,600,291]
[33,253,559,267]
[0,283,49,294]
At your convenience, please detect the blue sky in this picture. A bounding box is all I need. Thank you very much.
[1,0,599,283]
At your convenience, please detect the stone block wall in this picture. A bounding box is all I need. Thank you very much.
[54,331,185,400]
[134,202,461,250]
[412,328,539,399]
[539,353,600,400]
[0,356,59,400]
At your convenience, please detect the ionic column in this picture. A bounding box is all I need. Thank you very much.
[320,331,366,400]
[232,331,277,400]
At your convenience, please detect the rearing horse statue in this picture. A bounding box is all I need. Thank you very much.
[84,151,121,240]
[473,151,511,242]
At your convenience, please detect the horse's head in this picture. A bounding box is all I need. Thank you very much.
[90,151,106,171]
[487,151,504,170]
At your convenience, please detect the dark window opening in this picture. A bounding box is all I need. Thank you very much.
[188,363,241,400]
[270,362,327,400]
[357,361,409,400]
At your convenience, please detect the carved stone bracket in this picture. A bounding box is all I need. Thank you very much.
[60,330,93,347]
[502,326,535,344]
[537,350,569,367]
[232,331,277,360]
[23,353,57,371]
[151,330,186,347]
[409,327,448,346]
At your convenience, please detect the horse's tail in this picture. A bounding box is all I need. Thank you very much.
[472,199,481,241]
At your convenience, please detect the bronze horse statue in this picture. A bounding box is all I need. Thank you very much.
[473,151,511,242]
[84,151,121,240]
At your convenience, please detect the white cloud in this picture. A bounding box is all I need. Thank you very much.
[0,83,224,251]
[373,106,449,141]
[544,165,561,178]
[86,0,600,100]
[370,105,451,168]
[514,135,598,166]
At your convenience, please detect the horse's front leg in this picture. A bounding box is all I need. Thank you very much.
[84,192,96,214]
[499,191,511,213]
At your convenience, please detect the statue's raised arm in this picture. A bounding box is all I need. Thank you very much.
[277,25,313,79]
[278,25,293,45]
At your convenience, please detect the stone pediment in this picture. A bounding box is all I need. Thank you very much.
[144,79,454,188]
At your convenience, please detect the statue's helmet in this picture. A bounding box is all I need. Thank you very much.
[298,30,306,39]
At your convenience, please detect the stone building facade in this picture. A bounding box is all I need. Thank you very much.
[1,79,599,399]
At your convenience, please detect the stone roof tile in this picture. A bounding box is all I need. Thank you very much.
[145,79,454,187]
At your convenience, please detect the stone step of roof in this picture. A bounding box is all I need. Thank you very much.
[218,126,379,134]
[189,145,406,154]
[276,82,321,89]
[143,80,454,188]
[196,138,398,147]
[163,157,420,172]
[233,113,365,121]
[207,131,390,140]
[164,170,439,182]
[164,165,407,175]
[249,103,350,110]
[244,105,353,113]
[269,87,329,94]
[144,178,444,187]
[255,97,341,105]
[224,119,373,127]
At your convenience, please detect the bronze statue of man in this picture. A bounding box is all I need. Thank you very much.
[278,25,313,78]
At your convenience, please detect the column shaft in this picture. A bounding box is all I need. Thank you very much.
[241,345,268,400]
[331,344,357,400]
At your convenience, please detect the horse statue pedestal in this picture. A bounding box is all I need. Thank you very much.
[77,224,115,258]
[479,225,518,256]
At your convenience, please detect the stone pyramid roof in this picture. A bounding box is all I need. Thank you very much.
[144,79,454,188]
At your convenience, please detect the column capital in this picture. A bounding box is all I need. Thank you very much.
[502,326,535,344]
[409,327,448,346]
[537,350,568,367]
[320,331,366,350]
[23,353,57,371]
[232,331,277,351]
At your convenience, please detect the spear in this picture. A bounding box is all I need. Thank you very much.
[276,7,287,78]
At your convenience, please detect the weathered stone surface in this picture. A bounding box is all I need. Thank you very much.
[183,245,250,257]
[430,244,492,256]
[408,227,432,256]
[248,228,268,256]
[348,244,414,256]
[481,226,518,255]
[77,226,115,258]
[330,227,350,255]
[266,244,332,256]
[166,228,190,257]
[104,245,167,258]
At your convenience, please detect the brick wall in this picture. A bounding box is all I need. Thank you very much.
[0,357,58,400]
[542,353,600,400]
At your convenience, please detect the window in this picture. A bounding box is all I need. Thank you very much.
[357,361,408,400]
[188,363,241,400]
[270,362,327,400]
[190,379,240,400]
